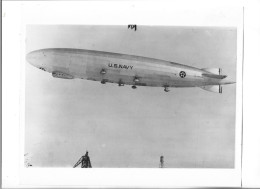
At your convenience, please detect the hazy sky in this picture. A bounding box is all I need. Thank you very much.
[25,25,236,168]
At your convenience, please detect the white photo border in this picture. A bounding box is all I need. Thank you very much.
[3,1,244,188]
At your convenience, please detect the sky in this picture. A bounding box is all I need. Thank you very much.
[25,25,236,168]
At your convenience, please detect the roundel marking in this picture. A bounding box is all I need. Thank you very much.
[179,71,186,78]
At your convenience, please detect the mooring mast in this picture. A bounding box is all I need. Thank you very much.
[159,155,164,168]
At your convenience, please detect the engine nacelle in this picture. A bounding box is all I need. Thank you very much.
[52,71,74,79]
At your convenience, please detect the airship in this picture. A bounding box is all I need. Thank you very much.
[26,48,235,93]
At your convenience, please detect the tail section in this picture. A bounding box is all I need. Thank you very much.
[202,73,227,79]
[201,68,222,75]
[201,68,227,79]
[199,68,235,93]
[200,85,222,93]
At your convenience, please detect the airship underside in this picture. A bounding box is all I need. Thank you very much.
[26,48,235,93]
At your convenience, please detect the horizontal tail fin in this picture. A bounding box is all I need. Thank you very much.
[202,73,227,79]
[201,68,227,79]
[200,85,222,93]
[201,68,222,75]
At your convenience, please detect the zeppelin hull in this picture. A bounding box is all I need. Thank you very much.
[26,48,235,92]
[42,49,209,87]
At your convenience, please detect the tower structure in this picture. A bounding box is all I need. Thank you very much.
[159,155,164,168]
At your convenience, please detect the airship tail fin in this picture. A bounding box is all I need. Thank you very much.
[201,68,222,75]
[201,68,227,79]
[200,85,222,93]
[202,73,227,79]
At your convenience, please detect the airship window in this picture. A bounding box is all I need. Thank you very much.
[179,71,186,78]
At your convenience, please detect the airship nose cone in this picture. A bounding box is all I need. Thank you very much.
[26,51,38,67]
[26,49,45,68]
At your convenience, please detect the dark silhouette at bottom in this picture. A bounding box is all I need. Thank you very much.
[73,151,92,168]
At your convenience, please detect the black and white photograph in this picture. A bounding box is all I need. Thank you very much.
[5,1,260,188]
[25,25,236,168]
